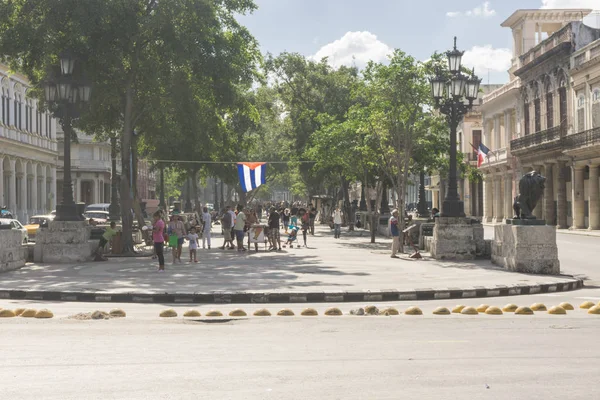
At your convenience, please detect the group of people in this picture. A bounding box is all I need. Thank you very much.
[151,207,213,271]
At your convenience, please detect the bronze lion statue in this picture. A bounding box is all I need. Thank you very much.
[513,171,546,219]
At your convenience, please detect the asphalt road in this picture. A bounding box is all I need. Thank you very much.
[1,289,599,400]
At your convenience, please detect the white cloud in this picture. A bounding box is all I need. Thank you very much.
[447,2,496,18]
[310,31,393,69]
[462,45,512,76]
[540,0,598,8]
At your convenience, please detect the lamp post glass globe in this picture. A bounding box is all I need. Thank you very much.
[44,83,57,102]
[59,51,76,76]
[57,81,72,101]
[446,36,464,73]
[430,75,445,99]
[78,84,91,102]
[450,74,467,98]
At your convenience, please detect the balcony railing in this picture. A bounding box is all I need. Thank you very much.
[510,125,564,152]
[482,79,520,103]
[520,24,572,67]
[565,126,600,149]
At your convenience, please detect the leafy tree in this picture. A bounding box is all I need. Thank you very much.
[0,0,261,253]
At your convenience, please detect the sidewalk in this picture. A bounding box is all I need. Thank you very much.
[0,226,582,304]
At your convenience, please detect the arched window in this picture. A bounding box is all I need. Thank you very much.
[545,77,554,128]
[1,79,8,126]
[13,84,23,130]
[533,83,541,132]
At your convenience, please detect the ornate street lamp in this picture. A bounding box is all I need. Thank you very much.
[43,52,92,221]
[429,37,481,218]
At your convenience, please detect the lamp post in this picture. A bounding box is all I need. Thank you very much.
[43,51,92,222]
[429,37,481,218]
[158,164,166,210]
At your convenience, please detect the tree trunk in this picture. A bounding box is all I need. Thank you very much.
[108,134,121,221]
[340,176,354,231]
[119,83,135,254]
[191,169,200,213]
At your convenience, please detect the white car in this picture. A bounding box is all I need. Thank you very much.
[0,218,28,244]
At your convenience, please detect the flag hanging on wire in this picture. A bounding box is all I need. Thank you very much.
[237,162,266,192]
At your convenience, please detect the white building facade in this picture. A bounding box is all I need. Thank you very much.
[0,64,58,223]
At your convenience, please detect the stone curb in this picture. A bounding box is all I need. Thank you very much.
[0,277,583,304]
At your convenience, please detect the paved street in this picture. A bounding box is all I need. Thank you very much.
[0,226,584,296]
[1,288,599,400]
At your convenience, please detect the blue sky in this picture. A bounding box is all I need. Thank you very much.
[237,0,600,84]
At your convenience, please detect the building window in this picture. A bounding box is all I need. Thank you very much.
[45,113,52,138]
[524,103,530,136]
[577,94,586,132]
[593,88,600,128]
[546,93,554,128]
[1,86,6,125]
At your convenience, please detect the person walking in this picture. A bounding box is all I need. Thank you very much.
[201,206,212,249]
[187,226,199,263]
[282,208,290,233]
[300,208,309,247]
[389,209,400,258]
[219,206,235,249]
[268,207,282,251]
[233,205,247,252]
[173,215,186,263]
[333,207,343,239]
[152,211,166,271]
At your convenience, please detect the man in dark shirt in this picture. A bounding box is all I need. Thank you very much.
[268,207,281,251]
[308,206,317,235]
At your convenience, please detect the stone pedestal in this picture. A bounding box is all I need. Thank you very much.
[492,221,560,275]
[431,217,477,260]
[0,229,26,272]
[34,221,94,263]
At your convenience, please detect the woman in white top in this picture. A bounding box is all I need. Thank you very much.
[332,207,343,239]
[201,207,212,249]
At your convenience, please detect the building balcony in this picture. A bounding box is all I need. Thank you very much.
[0,124,58,153]
[564,126,600,156]
[519,24,573,69]
[482,79,521,104]
[510,125,565,155]
[479,147,510,169]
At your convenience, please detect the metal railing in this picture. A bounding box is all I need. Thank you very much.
[520,24,572,66]
[565,126,600,149]
[510,125,563,152]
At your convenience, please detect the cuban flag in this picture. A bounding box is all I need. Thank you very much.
[477,143,492,168]
[237,162,266,192]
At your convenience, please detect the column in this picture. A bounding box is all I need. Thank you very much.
[0,159,3,207]
[533,165,544,220]
[493,174,504,222]
[31,167,37,216]
[572,165,586,229]
[40,167,46,212]
[494,115,501,149]
[504,111,511,146]
[51,167,57,210]
[19,171,27,221]
[557,161,568,228]
[9,160,16,212]
[484,175,493,222]
[544,163,556,225]
[74,178,80,203]
[589,165,600,230]
[504,172,513,219]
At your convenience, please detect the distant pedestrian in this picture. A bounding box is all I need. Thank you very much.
[332,207,343,239]
[201,207,212,249]
[282,208,290,232]
[300,208,309,247]
[95,221,117,261]
[152,211,166,271]
[309,206,317,235]
[173,215,186,263]
[268,207,281,251]
[219,206,235,250]
[389,209,400,258]
[233,205,247,252]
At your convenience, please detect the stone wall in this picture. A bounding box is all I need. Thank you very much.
[0,229,26,272]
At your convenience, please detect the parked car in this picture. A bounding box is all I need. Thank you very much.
[24,215,55,241]
[84,211,110,224]
[0,218,28,244]
[85,203,111,213]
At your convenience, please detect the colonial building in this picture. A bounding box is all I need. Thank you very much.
[0,64,58,223]
[480,9,599,228]
[56,130,113,205]
[510,16,600,229]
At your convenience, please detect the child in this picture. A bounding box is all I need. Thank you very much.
[283,225,299,248]
[187,227,199,263]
